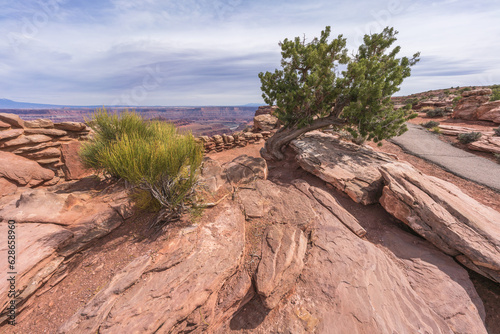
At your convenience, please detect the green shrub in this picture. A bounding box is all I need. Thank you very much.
[426,108,447,118]
[457,131,482,144]
[490,88,500,101]
[80,108,203,226]
[421,121,440,128]
[431,126,441,134]
[452,96,462,108]
[494,126,500,136]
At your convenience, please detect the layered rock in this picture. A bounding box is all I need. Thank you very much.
[379,162,500,284]
[476,100,500,123]
[291,131,394,204]
[452,89,495,121]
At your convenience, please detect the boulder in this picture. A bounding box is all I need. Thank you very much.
[476,100,500,123]
[379,162,500,283]
[224,155,268,185]
[54,122,88,132]
[453,92,491,120]
[291,131,394,204]
[0,113,24,128]
[0,151,54,186]
[0,128,24,141]
[253,114,279,131]
[255,105,278,116]
[60,141,89,180]
[256,224,307,309]
[24,119,54,128]
[0,134,53,148]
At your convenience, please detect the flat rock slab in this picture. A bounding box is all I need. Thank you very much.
[391,123,500,192]
[291,131,395,204]
[379,162,500,284]
[0,151,54,186]
[0,113,24,128]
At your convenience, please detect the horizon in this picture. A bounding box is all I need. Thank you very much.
[1,1,499,106]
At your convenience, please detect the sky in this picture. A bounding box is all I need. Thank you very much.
[0,0,499,106]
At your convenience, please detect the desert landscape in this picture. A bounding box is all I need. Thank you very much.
[0,85,499,333]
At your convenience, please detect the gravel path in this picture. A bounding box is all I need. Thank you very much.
[390,123,500,192]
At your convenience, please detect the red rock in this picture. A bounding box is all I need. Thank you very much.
[223,155,267,185]
[255,224,307,309]
[54,122,88,132]
[0,134,53,148]
[0,151,54,186]
[476,100,500,123]
[24,119,54,128]
[11,141,61,154]
[453,94,490,120]
[462,88,492,97]
[60,141,89,180]
[0,120,11,129]
[24,128,68,136]
[0,113,24,128]
[23,147,61,160]
[0,178,17,197]
[253,114,279,131]
[0,128,24,141]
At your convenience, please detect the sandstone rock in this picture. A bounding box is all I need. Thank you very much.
[24,128,68,137]
[199,157,226,193]
[437,124,478,136]
[0,134,53,148]
[0,178,17,197]
[253,114,278,131]
[60,141,89,180]
[212,134,224,144]
[256,224,307,309]
[379,162,500,283]
[58,201,246,333]
[22,147,61,160]
[54,122,88,132]
[476,100,500,123]
[291,131,394,204]
[37,158,61,165]
[0,120,10,129]
[24,119,54,128]
[0,113,24,128]
[224,155,268,185]
[462,88,492,97]
[453,94,490,120]
[0,128,24,141]
[255,105,277,116]
[11,141,61,154]
[0,151,55,186]
[467,137,500,154]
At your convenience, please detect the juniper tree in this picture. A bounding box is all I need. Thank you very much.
[258,26,420,160]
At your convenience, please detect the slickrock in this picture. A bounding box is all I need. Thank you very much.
[58,201,246,334]
[253,114,279,131]
[255,224,307,309]
[0,129,24,141]
[0,151,54,186]
[291,131,394,204]
[379,162,500,283]
[0,113,24,128]
[224,154,268,185]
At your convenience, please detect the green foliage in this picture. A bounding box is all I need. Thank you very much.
[452,96,462,108]
[80,108,203,224]
[490,87,500,101]
[431,126,441,134]
[425,108,447,118]
[457,131,482,144]
[494,126,500,136]
[258,26,420,145]
[421,121,440,128]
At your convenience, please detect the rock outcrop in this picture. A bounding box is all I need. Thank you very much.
[291,131,394,204]
[476,100,500,123]
[379,162,500,284]
[253,114,279,131]
[452,89,500,122]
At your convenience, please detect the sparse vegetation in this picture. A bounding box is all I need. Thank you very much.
[490,86,500,101]
[431,126,441,134]
[425,108,447,118]
[80,108,203,227]
[457,131,482,144]
[421,121,440,128]
[452,96,462,108]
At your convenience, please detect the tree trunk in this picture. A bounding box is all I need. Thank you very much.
[260,116,346,161]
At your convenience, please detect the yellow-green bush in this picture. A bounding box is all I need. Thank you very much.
[80,108,203,225]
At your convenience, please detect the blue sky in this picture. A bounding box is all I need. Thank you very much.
[0,0,499,106]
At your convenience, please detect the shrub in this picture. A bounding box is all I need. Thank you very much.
[490,88,500,101]
[431,126,441,134]
[80,108,203,226]
[426,108,447,118]
[494,126,500,136]
[457,131,482,144]
[452,96,462,108]
[421,121,440,128]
